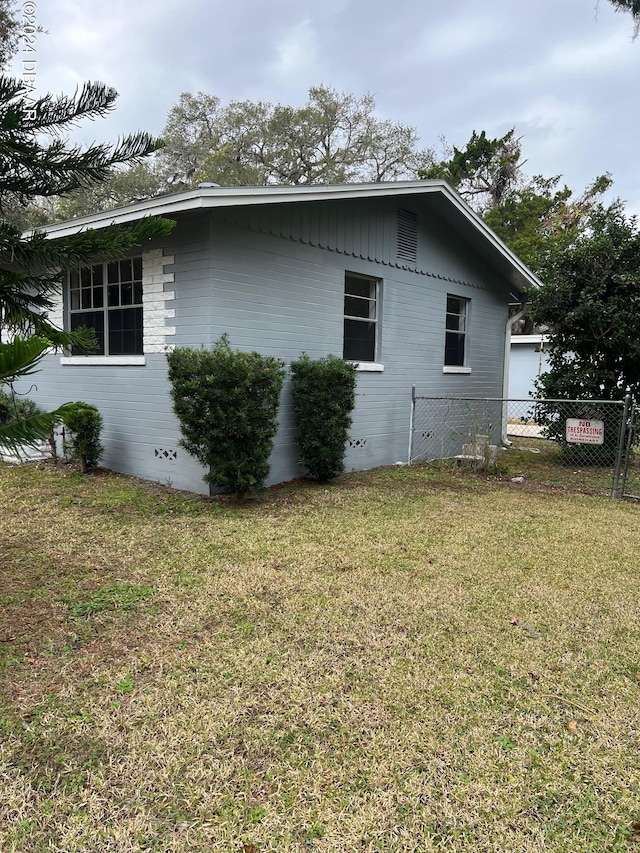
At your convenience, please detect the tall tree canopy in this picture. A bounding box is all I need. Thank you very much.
[57,86,435,218]
[530,201,640,401]
[418,129,524,212]
[419,128,612,271]
[160,86,433,187]
[0,0,20,70]
[484,172,613,270]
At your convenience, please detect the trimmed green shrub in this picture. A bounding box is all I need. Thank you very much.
[167,335,286,498]
[63,402,103,472]
[290,354,357,481]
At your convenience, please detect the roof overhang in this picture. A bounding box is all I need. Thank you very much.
[511,334,549,345]
[31,181,542,297]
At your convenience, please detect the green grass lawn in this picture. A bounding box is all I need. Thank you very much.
[0,457,639,852]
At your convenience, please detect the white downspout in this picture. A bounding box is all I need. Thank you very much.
[502,305,526,444]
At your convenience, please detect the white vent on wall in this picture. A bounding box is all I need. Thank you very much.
[349,438,367,449]
[397,208,418,264]
[155,448,177,462]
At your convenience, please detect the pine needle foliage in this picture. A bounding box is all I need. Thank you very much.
[0,335,77,453]
[0,77,162,201]
[0,74,174,340]
[0,72,174,453]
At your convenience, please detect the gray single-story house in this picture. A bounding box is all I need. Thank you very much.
[18,181,541,494]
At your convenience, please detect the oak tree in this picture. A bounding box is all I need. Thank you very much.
[158,85,433,188]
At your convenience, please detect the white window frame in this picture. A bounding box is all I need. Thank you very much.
[443,294,471,374]
[343,272,381,367]
[67,257,144,360]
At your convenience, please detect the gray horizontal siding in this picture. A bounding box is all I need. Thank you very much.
[222,198,395,265]
[14,355,210,494]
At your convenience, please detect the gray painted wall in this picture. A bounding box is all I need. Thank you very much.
[15,196,514,493]
[509,338,550,400]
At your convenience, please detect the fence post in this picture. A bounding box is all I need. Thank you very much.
[611,393,632,499]
[620,401,637,498]
[407,385,416,466]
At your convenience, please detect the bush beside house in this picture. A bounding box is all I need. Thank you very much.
[291,354,357,481]
[62,402,104,473]
[167,336,286,498]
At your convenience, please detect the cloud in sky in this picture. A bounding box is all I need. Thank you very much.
[9,0,640,212]
[413,16,504,61]
[270,19,320,85]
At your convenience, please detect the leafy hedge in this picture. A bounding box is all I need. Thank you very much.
[167,336,286,498]
[290,354,357,481]
[63,402,103,472]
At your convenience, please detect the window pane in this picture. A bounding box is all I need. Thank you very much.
[345,276,374,300]
[108,284,120,307]
[445,332,465,366]
[121,281,133,305]
[344,294,375,319]
[446,312,465,332]
[70,311,104,355]
[343,273,378,361]
[444,295,468,366]
[107,261,119,284]
[93,285,104,308]
[344,319,375,362]
[91,264,103,286]
[68,259,144,356]
[108,307,143,355]
[120,259,133,282]
[447,296,464,315]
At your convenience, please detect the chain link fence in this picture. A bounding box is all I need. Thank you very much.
[619,400,640,500]
[408,391,637,499]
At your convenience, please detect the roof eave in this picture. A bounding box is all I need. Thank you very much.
[28,180,541,293]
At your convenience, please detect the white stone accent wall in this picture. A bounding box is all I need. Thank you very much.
[46,293,64,331]
[142,249,176,353]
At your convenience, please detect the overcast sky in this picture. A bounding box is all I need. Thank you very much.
[13,0,640,211]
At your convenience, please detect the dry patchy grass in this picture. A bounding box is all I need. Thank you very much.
[0,461,639,852]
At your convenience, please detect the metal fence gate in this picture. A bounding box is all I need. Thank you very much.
[408,390,638,500]
[620,399,640,500]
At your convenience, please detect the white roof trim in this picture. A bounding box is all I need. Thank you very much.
[511,334,549,345]
[28,180,542,292]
